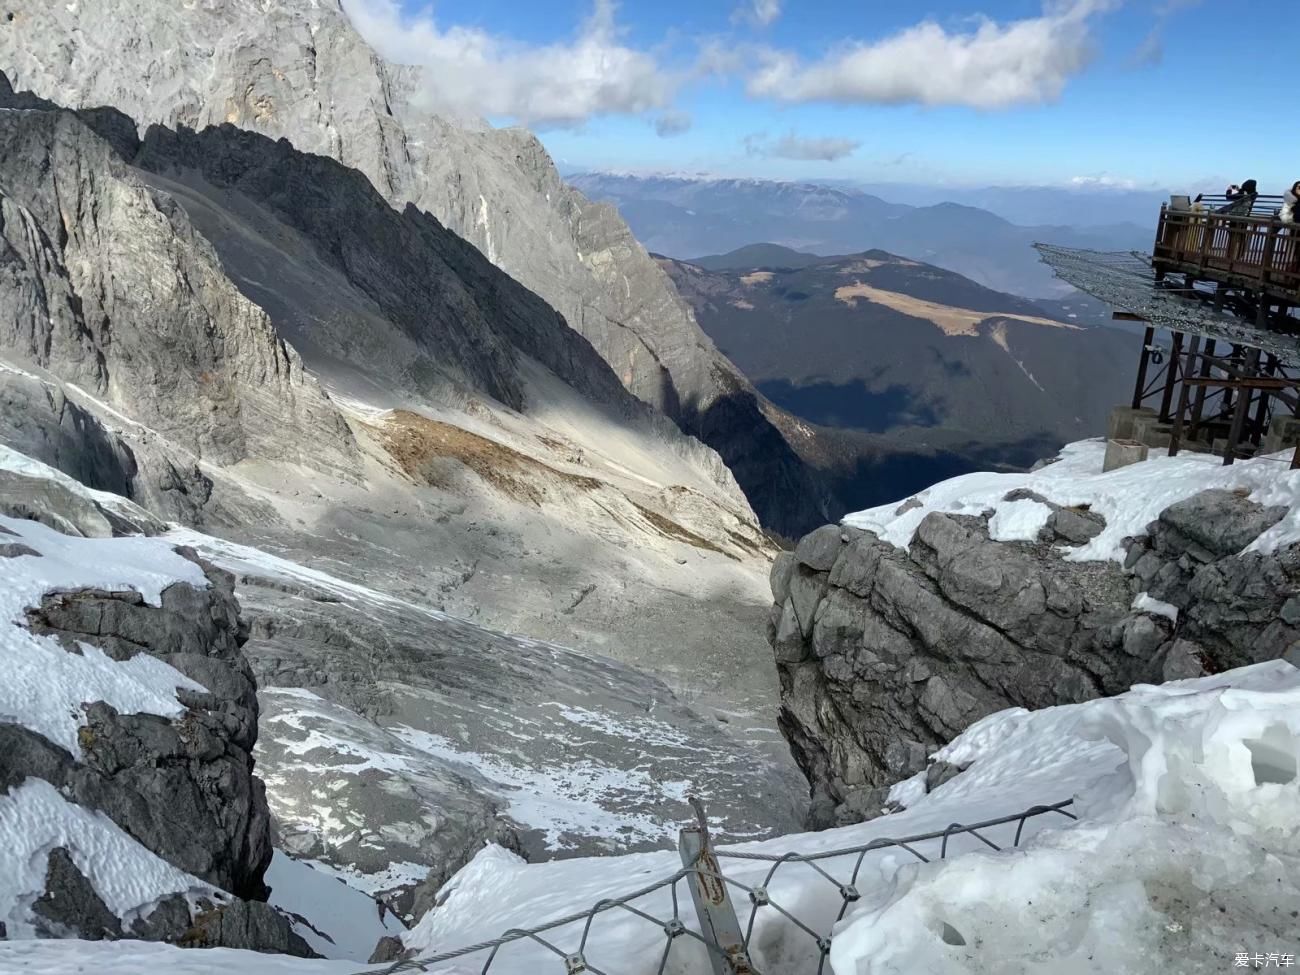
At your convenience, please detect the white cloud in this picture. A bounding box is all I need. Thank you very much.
[341,0,678,127]
[1131,0,1201,67]
[745,132,861,161]
[747,0,1116,109]
[734,0,782,27]
[653,111,693,137]
[1069,174,1141,190]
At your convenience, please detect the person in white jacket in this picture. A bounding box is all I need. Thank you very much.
[1281,181,1300,225]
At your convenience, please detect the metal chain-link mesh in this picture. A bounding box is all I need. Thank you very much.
[363,798,1076,975]
[1033,244,1300,366]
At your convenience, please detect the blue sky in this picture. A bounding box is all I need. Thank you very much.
[351,0,1294,193]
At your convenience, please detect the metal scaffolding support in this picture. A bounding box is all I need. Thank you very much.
[1034,243,1300,468]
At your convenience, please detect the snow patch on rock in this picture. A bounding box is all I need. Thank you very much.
[987,498,1053,542]
[0,515,208,755]
[1132,591,1179,622]
[0,779,214,939]
[845,439,1300,562]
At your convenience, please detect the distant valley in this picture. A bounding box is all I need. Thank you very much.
[571,172,1152,300]
[659,245,1140,512]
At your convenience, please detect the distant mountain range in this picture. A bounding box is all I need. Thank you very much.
[659,244,1140,512]
[570,173,1153,300]
[832,181,1173,229]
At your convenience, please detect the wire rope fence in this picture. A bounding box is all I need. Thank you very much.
[367,796,1078,975]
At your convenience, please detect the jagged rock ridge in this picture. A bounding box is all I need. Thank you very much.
[0,79,359,485]
[771,487,1299,828]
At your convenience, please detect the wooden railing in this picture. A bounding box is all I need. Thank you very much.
[1153,204,1300,299]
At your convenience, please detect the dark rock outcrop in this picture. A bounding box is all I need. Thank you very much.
[19,556,269,900]
[772,489,1300,827]
[0,498,309,954]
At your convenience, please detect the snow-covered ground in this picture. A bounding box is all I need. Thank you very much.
[396,661,1300,975]
[6,441,1298,972]
[844,438,1300,561]
[6,660,1295,973]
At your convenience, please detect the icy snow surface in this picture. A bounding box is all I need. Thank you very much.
[395,661,1300,975]
[986,498,1053,542]
[0,779,216,939]
[0,514,208,755]
[830,662,1300,974]
[843,438,1300,561]
[265,852,403,961]
[0,940,359,974]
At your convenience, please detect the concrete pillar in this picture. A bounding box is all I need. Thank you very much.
[1104,439,1149,472]
[1107,406,1158,441]
[1132,415,1173,449]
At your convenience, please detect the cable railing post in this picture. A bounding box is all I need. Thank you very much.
[679,797,759,975]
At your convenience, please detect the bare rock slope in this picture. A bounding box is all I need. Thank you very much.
[0,78,806,924]
[0,74,778,674]
[0,0,832,536]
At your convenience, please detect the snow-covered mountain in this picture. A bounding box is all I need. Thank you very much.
[1,3,1298,971]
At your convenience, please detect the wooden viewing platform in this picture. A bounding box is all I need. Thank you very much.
[1035,197,1300,470]
[1153,195,1300,305]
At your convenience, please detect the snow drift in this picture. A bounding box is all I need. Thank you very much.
[395,661,1300,975]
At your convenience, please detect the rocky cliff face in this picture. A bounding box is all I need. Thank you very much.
[0,73,760,539]
[0,0,830,536]
[0,80,360,485]
[0,477,309,953]
[771,488,1299,828]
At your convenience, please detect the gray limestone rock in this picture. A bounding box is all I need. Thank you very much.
[1154,639,1210,681]
[1045,506,1106,545]
[772,492,1300,828]
[369,936,411,965]
[0,535,306,952]
[1157,490,1288,559]
[788,567,828,639]
[794,524,846,572]
[0,100,362,486]
[31,848,124,940]
[925,760,964,793]
[770,551,797,605]
[185,899,314,957]
[14,557,268,896]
